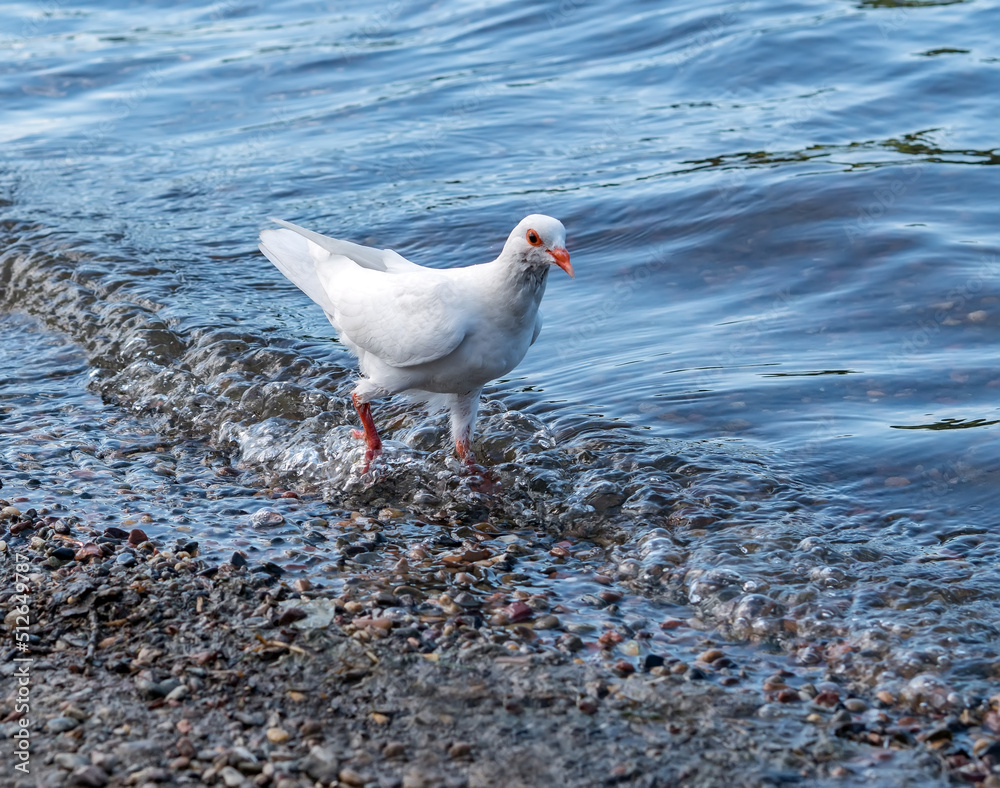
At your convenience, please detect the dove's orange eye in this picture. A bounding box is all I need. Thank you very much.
[526,229,542,246]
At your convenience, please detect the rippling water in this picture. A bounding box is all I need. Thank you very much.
[3,0,1000,712]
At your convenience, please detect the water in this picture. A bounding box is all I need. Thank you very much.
[3,0,1000,720]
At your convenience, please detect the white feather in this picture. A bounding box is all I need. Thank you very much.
[259,214,571,464]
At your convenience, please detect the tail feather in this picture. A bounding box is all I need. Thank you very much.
[269,218,422,273]
[259,228,338,315]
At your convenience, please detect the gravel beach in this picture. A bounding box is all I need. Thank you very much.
[2,484,996,788]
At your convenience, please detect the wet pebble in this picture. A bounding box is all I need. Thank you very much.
[501,600,533,623]
[127,528,148,546]
[50,546,76,561]
[532,614,560,630]
[250,509,285,527]
[643,654,665,671]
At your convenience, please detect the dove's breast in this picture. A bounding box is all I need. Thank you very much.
[352,260,549,396]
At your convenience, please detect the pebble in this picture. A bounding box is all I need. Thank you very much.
[566,622,596,634]
[75,543,103,561]
[502,600,533,623]
[250,509,285,527]
[402,768,438,788]
[129,766,171,783]
[448,741,473,759]
[127,528,149,546]
[55,753,91,770]
[383,741,406,759]
[219,765,248,787]
[299,719,322,736]
[532,614,560,630]
[70,766,109,787]
[812,691,840,708]
[51,546,77,561]
[302,745,340,783]
[266,727,291,744]
[46,716,80,733]
[844,698,868,713]
[338,767,369,786]
[0,506,21,519]
[698,648,725,664]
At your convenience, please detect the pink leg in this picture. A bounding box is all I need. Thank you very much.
[352,392,382,472]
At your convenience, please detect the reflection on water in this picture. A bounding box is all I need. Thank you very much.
[892,417,1000,430]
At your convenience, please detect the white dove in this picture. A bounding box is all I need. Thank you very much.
[258,214,572,471]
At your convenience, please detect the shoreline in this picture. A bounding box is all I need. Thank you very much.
[2,486,991,787]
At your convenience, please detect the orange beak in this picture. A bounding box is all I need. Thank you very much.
[547,247,573,278]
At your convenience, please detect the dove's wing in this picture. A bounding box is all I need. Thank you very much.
[323,263,468,368]
[260,223,468,368]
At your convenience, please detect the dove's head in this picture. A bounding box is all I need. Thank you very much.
[503,214,573,278]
